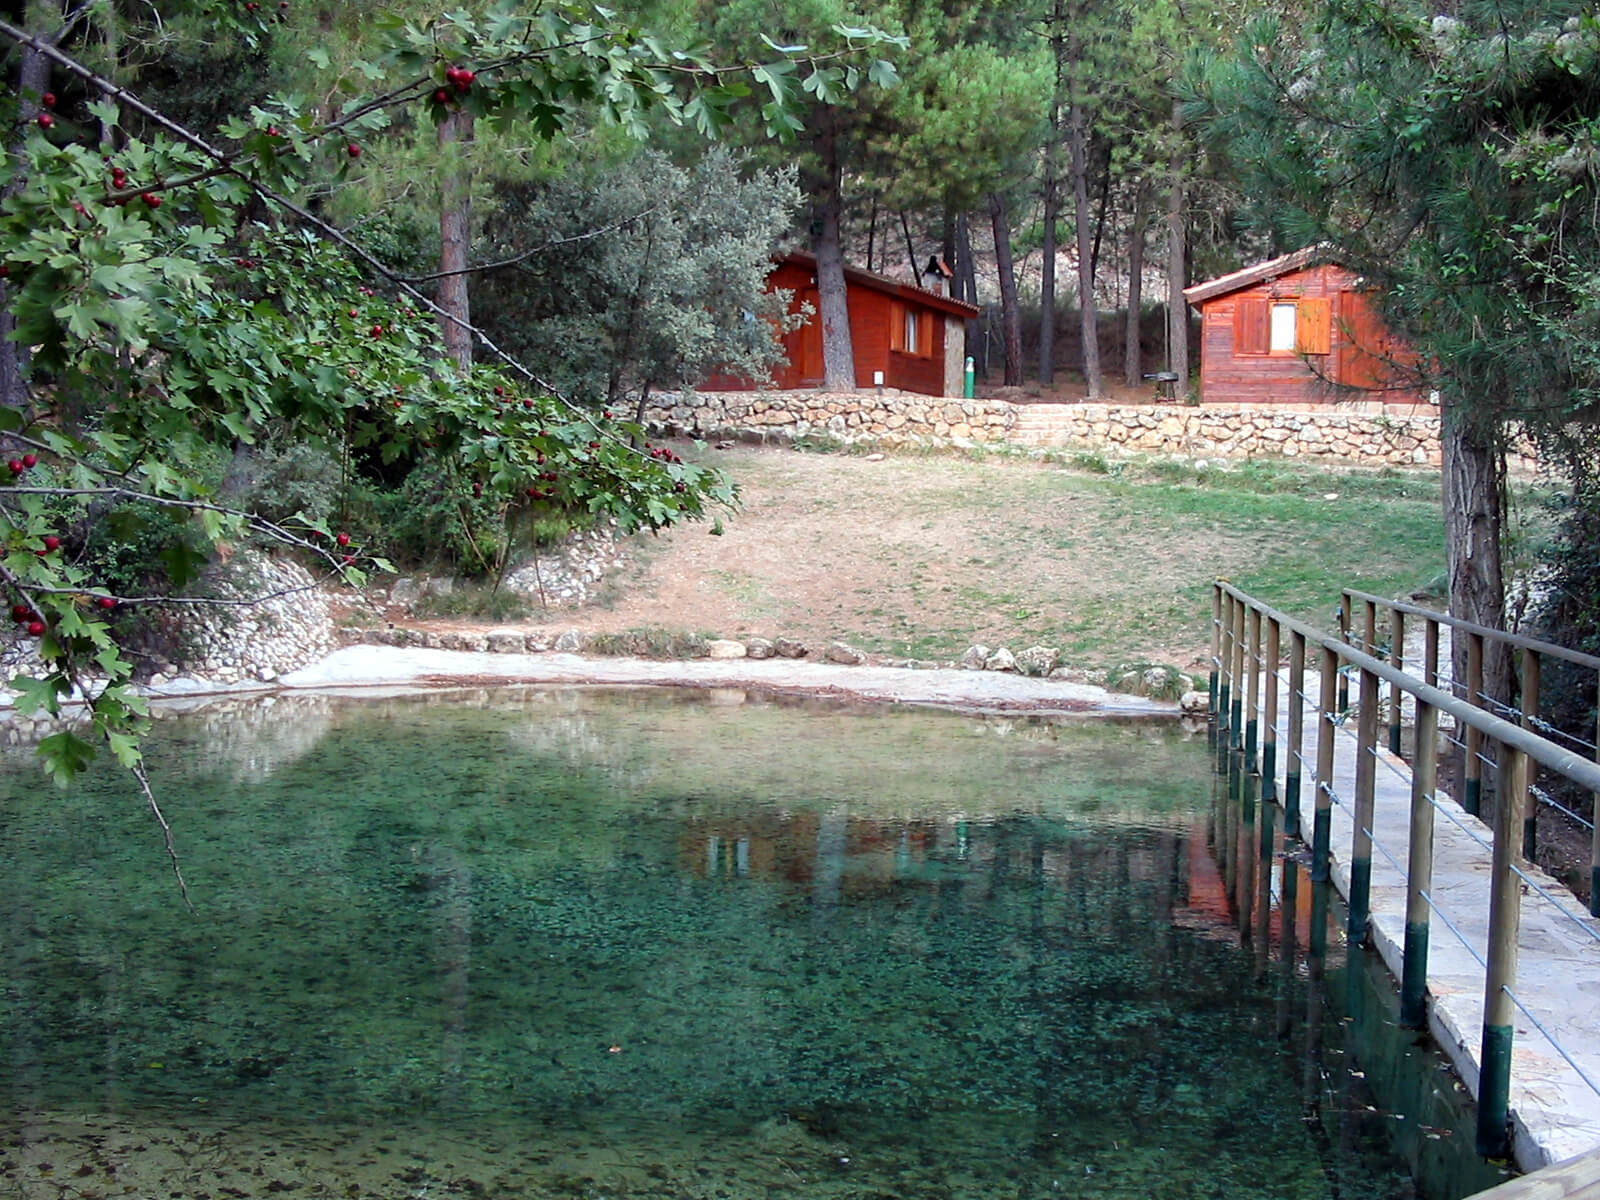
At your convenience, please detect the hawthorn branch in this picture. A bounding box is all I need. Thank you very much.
[132,761,194,911]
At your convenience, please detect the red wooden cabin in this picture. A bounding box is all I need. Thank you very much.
[1182,247,1426,407]
[705,251,979,398]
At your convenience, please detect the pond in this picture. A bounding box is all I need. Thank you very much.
[0,687,1423,1199]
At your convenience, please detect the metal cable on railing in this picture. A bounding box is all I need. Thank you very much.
[1507,862,1600,944]
[1419,889,1489,969]
[1503,987,1600,1101]
[1531,782,1597,831]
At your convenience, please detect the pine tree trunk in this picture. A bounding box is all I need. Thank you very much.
[812,122,855,391]
[989,191,1022,387]
[955,212,981,377]
[1039,1,1065,388]
[437,107,474,375]
[1443,401,1514,709]
[1067,69,1101,399]
[1040,170,1058,386]
[1124,183,1149,389]
[1166,99,1190,403]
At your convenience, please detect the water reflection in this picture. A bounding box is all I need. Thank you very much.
[0,688,1447,1199]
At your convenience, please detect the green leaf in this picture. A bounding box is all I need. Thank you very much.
[106,730,143,770]
[37,730,97,785]
[8,674,66,718]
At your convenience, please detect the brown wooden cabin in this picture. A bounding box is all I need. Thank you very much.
[704,251,979,398]
[1182,247,1427,408]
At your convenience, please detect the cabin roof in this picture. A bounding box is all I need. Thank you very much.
[1181,245,1335,306]
[777,250,981,320]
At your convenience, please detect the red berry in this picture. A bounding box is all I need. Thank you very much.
[20,453,35,468]
[142,191,161,208]
[267,125,281,137]
[6,459,22,474]
[0,264,8,277]
[335,531,350,547]
[97,596,116,609]
[341,554,355,565]
[493,386,504,396]
[26,620,44,637]
[10,604,28,621]
[42,535,60,551]
[41,92,56,109]
[348,308,358,317]
[370,324,383,338]
[347,143,361,158]
[434,89,450,104]
[36,113,53,130]
[525,486,537,497]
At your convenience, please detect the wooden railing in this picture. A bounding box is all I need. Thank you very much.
[1210,582,1600,1161]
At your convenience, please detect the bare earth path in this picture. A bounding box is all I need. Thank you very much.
[377,441,1444,674]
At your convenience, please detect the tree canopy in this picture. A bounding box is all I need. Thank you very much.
[0,2,900,812]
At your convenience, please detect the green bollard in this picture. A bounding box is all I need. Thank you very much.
[963,356,975,399]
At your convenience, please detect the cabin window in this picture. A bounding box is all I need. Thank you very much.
[891,303,932,357]
[1235,296,1333,356]
[1269,303,1297,351]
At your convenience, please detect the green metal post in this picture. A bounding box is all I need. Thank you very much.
[1262,616,1280,805]
[1312,644,1338,884]
[1400,695,1439,1029]
[1520,650,1540,861]
[1286,630,1306,839]
[1388,605,1405,756]
[963,356,975,399]
[1477,745,1528,1159]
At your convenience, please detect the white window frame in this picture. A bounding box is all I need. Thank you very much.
[1269,302,1298,352]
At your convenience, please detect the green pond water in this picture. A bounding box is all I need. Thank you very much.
[0,687,1424,1199]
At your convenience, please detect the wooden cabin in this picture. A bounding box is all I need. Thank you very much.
[705,251,979,399]
[1182,247,1427,408]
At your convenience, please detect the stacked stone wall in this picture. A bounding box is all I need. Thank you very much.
[645,389,1017,448]
[644,389,1465,468]
[1034,403,1444,467]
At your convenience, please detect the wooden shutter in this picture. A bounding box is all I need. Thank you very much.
[1234,298,1269,354]
[889,302,906,352]
[1296,297,1332,354]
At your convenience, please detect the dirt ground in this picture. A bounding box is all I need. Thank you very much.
[369,441,1241,671]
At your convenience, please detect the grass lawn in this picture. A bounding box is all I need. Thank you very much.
[589,443,1462,673]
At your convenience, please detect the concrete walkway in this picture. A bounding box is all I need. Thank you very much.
[1262,674,1600,1173]
[273,644,1177,716]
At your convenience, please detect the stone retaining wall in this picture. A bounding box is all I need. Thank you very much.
[645,389,1018,447]
[1036,403,1443,467]
[645,389,1450,467]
